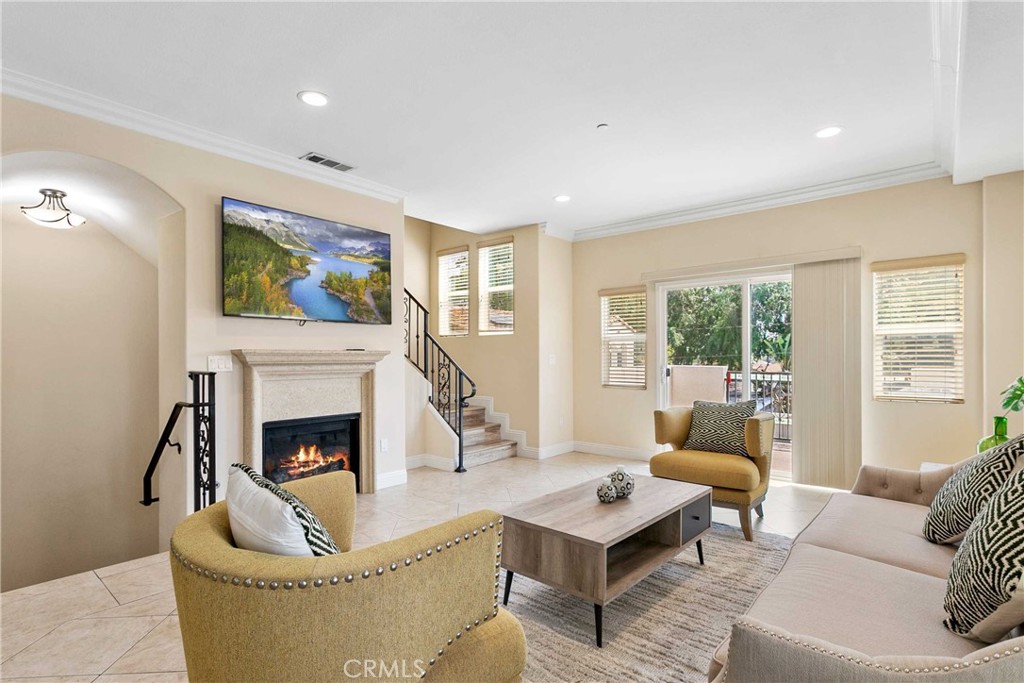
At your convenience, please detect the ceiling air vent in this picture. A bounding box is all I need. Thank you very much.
[300,152,355,173]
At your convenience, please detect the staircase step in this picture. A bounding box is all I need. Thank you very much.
[462,421,502,447]
[461,405,486,428]
[463,439,517,468]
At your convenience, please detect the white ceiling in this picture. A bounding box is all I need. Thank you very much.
[1,2,1020,240]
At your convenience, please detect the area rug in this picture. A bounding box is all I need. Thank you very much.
[506,522,793,683]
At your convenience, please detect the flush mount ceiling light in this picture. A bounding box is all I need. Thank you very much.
[297,90,329,107]
[20,189,86,229]
[815,126,844,139]
[553,195,571,203]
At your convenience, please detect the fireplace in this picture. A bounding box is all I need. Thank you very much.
[262,413,360,490]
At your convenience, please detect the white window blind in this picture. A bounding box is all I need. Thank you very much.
[601,288,647,388]
[438,247,469,337]
[872,254,965,403]
[478,239,514,333]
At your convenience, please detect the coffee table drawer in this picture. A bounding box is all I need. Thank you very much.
[681,493,711,544]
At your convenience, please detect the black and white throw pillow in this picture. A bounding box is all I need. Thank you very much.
[227,463,339,557]
[684,400,757,457]
[923,435,1024,544]
[943,465,1024,642]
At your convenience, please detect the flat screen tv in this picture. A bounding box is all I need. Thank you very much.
[221,197,391,324]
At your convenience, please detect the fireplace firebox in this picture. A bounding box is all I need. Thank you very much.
[262,413,359,490]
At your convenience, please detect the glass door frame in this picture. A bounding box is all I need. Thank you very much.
[654,269,792,411]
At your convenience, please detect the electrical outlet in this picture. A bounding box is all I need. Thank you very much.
[379,438,390,454]
[207,355,234,372]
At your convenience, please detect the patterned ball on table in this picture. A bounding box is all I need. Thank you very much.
[596,477,617,504]
[609,465,635,498]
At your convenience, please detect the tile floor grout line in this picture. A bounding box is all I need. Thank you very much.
[96,614,171,679]
[95,571,124,607]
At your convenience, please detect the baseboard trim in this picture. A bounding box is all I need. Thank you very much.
[518,441,576,460]
[573,441,652,462]
[376,469,408,490]
[405,454,454,471]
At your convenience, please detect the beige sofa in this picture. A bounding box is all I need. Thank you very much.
[171,471,527,682]
[711,463,1024,682]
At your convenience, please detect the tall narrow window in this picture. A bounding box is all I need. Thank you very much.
[478,238,514,333]
[872,253,965,403]
[438,247,469,337]
[601,287,647,388]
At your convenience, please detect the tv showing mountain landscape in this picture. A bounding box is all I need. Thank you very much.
[221,197,391,324]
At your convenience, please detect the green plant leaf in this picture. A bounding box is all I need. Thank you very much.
[1000,376,1024,413]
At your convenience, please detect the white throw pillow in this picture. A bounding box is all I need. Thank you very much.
[226,464,337,556]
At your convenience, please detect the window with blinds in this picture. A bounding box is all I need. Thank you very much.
[601,288,647,388]
[478,239,514,333]
[438,247,469,337]
[872,254,965,403]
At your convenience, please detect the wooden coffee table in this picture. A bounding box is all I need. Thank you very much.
[500,474,711,646]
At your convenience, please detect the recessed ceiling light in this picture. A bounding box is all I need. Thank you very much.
[297,90,329,107]
[553,195,571,203]
[815,126,844,139]
[596,123,609,130]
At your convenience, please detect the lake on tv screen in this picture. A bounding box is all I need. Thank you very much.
[221,198,391,324]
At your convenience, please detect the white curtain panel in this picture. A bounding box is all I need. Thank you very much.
[792,258,862,488]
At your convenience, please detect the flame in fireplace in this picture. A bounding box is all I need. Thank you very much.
[281,444,349,478]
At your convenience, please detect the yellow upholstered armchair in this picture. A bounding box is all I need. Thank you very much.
[652,408,775,541]
[170,471,527,683]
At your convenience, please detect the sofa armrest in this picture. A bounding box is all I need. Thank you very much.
[850,464,954,506]
[654,408,693,450]
[282,470,356,552]
[725,617,1024,683]
[172,509,517,683]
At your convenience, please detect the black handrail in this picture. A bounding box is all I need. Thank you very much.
[404,289,477,472]
[140,372,217,511]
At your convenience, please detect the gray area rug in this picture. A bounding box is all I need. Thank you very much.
[506,522,792,683]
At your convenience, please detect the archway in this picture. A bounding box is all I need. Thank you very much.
[1,151,187,590]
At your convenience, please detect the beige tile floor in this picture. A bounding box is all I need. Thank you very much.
[0,452,834,681]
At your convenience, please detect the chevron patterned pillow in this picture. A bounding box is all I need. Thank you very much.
[684,400,757,457]
[923,435,1024,544]
[943,465,1024,642]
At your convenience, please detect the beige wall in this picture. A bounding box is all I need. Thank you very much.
[573,177,1001,470]
[2,96,408,550]
[1,208,159,590]
[538,232,574,450]
[404,216,431,303]
[981,172,1024,436]
[430,223,542,448]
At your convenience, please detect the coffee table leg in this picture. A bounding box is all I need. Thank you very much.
[503,570,514,606]
[594,604,603,648]
[697,539,705,566]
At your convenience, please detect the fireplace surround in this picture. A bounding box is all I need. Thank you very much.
[232,349,389,493]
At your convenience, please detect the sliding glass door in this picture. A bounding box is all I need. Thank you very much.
[658,273,792,477]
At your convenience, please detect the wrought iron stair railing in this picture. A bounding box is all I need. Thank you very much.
[404,289,477,472]
[140,371,217,511]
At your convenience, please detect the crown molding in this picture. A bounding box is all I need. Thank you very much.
[0,69,408,204]
[572,161,949,242]
[930,0,965,174]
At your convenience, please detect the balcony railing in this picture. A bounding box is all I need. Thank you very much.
[726,371,792,441]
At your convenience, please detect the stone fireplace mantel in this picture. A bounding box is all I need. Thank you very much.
[232,349,390,493]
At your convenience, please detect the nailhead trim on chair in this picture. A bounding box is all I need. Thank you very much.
[172,517,504,682]
[720,623,1023,680]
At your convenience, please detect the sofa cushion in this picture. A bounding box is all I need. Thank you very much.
[226,464,339,557]
[923,435,1024,544]
[795,493,956,578]
[650,449,760,491]
[744,543,983,658]
[683,400,756,457]
[944,466,1024,642]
